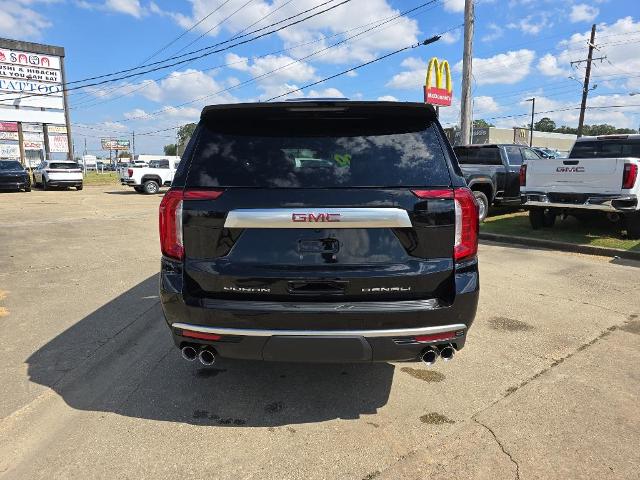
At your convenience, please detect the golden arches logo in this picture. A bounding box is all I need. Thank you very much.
[424,57,453,107]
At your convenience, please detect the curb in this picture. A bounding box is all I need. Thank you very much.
[479,232,640,261]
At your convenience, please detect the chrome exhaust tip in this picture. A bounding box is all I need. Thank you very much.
[198,348,216,366]
[439,344,456,362]
[420,347,439,366]
[181,346,197,362]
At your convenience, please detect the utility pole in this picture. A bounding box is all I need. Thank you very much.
[526,97,535,146]
[132,131,136,161]
[460,0,474,145]
[572,24,606,137]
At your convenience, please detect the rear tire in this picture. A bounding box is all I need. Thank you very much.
[76,184,83,191]
[143,180,159,194]
[529,207,556,229]
[42,178,48,191]
[473,191,489,222]
[625,213,640,239]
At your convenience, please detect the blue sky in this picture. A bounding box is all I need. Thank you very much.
[2,0,639,154]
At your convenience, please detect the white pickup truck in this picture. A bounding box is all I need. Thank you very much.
[121,157,181,194]
[521,134,640,238]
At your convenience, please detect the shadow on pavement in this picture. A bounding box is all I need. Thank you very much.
[26,275,395,427]
[103,190,166,195]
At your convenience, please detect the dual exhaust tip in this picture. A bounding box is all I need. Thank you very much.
[420,344,456,366]
[181,345,216,366]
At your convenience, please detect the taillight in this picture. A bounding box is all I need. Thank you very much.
[622,163,638,189]
[454,187,479,261]
[159,189,224,260]
[520,164,527,187]
[127,168,133,177]
[411,189,454,199]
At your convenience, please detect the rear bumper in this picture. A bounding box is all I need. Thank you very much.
[160,258,479,362]
[523,192,638,212]
[0,179,29,189]
[46,179,82,187]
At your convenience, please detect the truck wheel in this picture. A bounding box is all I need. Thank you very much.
[473,191,489,222]
[76,184,83,191]
[529,208,556,229]
[143,180,159,194]
[625,213,640,239]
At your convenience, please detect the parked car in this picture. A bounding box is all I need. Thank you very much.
[532,147,558,158]
[122,158,180,194]
[32,161,83,190]
[0,160,31,192]
[453,144,542,221]
[521,134,640,238]
[160,100,479,366]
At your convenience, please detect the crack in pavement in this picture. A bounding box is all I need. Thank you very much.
[474,418,520,480]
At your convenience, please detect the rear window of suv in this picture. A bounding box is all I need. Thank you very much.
[49,163,79,169]
[186,117,451,188]
[570,139,640,158]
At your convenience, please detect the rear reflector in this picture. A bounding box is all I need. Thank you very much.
[622,163,637,189]
[412,189,454,199]
[519,164,527,187]
[415,331,457,342]
[183,189,225,200]
[454,187,479,261]
[181,330,222,341]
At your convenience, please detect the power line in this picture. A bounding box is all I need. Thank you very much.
[0,0,350,103]
[266,34,447,102]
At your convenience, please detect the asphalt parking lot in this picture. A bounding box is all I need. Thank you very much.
[0,185,639,480]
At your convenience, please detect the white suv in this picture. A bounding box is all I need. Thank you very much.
[33,161,83,191]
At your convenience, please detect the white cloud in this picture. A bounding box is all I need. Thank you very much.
[0,1,52,39]
[570,4,599,23]
[385,57,428,90]
[441,30,460,44]
[455,49,536,85]
[307,87,345,98]
[549,17,640,91]
[105,0,142,17]
[165,0,419,65]
[377,95,398,101]
[474,96,500,114]
[537,53,569,77]
[507,14,552,35]
[443,0,465,13]
[481,23,503,42]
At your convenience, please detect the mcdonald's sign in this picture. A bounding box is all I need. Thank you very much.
[424,57,452,107]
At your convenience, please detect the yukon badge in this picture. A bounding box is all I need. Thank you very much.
[362,287,412,293]
[223,286,271,293]
[292,213,341,222]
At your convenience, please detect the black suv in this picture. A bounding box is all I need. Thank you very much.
[159,101,479,366]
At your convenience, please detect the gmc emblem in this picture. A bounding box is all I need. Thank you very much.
[556,166,585,173]
[292,213,341,222]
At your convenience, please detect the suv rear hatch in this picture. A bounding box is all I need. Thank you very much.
[163,102,476,309]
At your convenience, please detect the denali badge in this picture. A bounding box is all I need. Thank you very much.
[362,287,412,293]
[292,213,341,222]
[556,166,585,173]
[223,286,271,293]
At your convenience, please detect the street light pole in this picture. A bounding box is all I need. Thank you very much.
[526,97,535,147]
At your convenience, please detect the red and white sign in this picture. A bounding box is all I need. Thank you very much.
[423,87,453,107]
[0,122,18,132]
[0,49,61,70]
[0,131,18,140]
[23,140,44,150]
[48,134,69,153]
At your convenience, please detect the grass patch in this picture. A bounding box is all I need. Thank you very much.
[83,171,119,185]
[482,210,640,252]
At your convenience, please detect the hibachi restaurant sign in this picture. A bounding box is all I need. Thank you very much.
[423,57,452,107]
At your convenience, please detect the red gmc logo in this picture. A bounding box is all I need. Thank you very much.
[292,213,341,222]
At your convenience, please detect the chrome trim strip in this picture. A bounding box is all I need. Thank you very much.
[224,208,412,229]
[172,322,467,338]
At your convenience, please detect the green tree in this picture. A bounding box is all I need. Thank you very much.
[473,119,494,128]
[553,125,578,134]
[164,144,177,155]
[534,117,556,132]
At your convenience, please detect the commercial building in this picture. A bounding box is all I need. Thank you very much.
[445,127,577,154]
[0,37,72,167]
